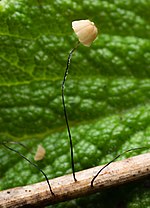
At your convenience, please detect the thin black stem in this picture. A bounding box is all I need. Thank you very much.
[1,140,29,150]
[62,42,80,182]
[91,146,147,187]
[2,142,54,195]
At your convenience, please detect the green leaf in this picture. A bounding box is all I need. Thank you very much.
[0,0,150,207]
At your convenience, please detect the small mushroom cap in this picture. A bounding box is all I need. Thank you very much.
[34,144,46,161]
[72,19,98,47]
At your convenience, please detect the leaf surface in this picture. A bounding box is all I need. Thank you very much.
[0,0,150,207]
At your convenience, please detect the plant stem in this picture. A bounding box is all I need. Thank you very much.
[1,152,150,207]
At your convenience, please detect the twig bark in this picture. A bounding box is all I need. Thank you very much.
[0,152,150,208]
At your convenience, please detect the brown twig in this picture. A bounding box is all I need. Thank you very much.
[0,152,150,208]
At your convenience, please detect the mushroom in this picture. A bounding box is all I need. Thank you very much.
[72,19,98,47]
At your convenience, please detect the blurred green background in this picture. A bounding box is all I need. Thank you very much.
[0,0,150,207]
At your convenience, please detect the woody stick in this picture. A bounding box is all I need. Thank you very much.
[0,152,150,208]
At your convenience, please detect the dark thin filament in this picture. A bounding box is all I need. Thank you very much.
[2,140,29,150]
[91,146,147,187]
[2,142,54,195]
[62,42,80,182]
